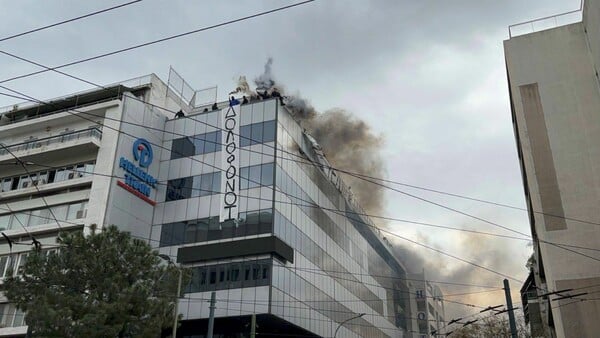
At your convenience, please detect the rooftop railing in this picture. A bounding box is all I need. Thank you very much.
[0,128,102,156]
[509,1,584,38]
[0,74,153,115]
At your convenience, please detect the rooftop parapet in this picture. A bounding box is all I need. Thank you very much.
[508,2,583,38]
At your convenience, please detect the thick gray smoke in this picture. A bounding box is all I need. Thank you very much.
[306,111,385,214]
[390,230,527,319]
[243,59,527,320]
[249,59,386,214]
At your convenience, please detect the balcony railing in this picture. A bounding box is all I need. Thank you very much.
[509,2,584,38]
[0,128,102,156]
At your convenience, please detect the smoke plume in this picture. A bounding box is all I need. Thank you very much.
[390,230,527,319]
[240,59,527,322]
[248,59,386,215]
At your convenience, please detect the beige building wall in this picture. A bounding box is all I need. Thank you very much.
[505,6,600,338]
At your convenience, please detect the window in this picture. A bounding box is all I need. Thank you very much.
[191,172,221,198]
[159,208,273,246]
[171,131,222,160]
[67,201,88,220]
[0,161,95,192]
[1,178,13,192]
[17,175,32,189]
[170,137,195,160]
[185,260,271,293]
[0,203,86,231]
[29,209,51,226]
[166,177,193,201]
[240,121,276,147]
[0,215,10,231]
[240,163,275,189]
[167,172,220,202]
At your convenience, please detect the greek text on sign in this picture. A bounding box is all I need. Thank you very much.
[220,104,240,222]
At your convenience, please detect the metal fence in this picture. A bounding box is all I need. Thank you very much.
[0,128,102,156]
[509,1,584,38]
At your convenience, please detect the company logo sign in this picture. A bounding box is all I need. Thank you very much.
[133,138,153,168]
[220,105,240,222]
[117,138,157,205]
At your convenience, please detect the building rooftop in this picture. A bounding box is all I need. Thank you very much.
[508,2,583,38]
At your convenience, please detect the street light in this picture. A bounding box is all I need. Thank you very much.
[158,254,183,338]
[334,313,366,338]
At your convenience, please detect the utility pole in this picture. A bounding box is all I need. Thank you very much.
[207,291,216,338]
[250,313,256,338]
[503,279,518,338]
[172,268,182,338]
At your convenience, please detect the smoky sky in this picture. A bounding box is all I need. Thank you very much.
[0,0,581,319]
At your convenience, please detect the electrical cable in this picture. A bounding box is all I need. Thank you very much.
[3,69,596,294]
[0,1,143,43]
[0,88,531,285]
[0,0,315,85]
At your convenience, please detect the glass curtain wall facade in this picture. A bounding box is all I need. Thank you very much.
[155,100,279,336]
[272,104,409,337]
[154,98,408,337]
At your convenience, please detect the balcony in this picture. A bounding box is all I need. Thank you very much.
[0,128,101,165]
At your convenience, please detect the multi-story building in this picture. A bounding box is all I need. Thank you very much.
[505,1,600,337]
[521,269,547,338]
[0,71,421,337]
[406,272,445,338]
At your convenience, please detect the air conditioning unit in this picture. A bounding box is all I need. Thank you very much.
[75,209,87,219]
[67,173,75,180]
[22,181,29,188]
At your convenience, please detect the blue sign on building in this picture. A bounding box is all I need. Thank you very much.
[117,138,157,205]
[133,138,153,168]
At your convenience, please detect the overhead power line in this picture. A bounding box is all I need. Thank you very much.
[4,44,600,236]
[0,93,584,285]
[0,1,143,43]
[0,0,315,85]
[2,85,599,256]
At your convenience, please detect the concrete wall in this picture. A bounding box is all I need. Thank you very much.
[505,20,600,338]
[103,94,166,242]
[584,0,600,78]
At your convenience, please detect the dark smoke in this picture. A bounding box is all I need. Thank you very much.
[306,111,385,214]
[249,59,386,215]
[390,230,525,319]
[242,59,526,321]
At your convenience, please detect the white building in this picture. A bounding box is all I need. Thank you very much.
[407,272,445,338]
[505,1,600,337]
[0,71,424,337]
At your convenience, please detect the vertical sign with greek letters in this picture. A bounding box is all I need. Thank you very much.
[220,104,240,222]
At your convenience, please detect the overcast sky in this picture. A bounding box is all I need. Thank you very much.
[0,0,583,320]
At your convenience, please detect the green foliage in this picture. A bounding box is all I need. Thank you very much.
[1,226,186,338]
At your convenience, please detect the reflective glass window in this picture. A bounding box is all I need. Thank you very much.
[250,123,263,145]
[29,209,50,226]
[261,163,274,186]
[262,120,276,143]
[239,167,249,190]
[67,202,85,220]
[248,165,261,189]
[13,213,29,229]
[166,177,193,201]
[170,137,195,160]
[240,124,252,147]
[51,205,68,221]
[0,215,10,231]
